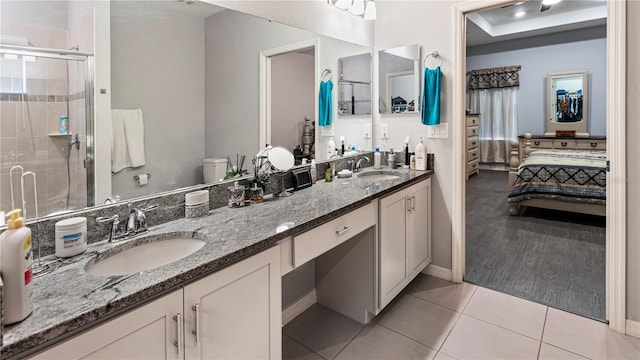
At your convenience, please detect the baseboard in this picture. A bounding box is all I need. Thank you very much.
[626,319,640,339]
[282,290,316,326]
[422,264,452,281]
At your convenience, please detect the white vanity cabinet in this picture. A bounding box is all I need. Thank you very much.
[379,178,431,310]
[31,246,281,360]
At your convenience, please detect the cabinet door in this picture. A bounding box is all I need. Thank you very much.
[379,189,408,309]
[184,246,281,360]
[32,290,183,360]
[407,179,431,278]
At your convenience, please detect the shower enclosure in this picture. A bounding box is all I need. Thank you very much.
[0,45,95,219]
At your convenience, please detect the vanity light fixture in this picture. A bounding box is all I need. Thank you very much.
[329,0,376,20]
[514,10,526,17]
[364,0,377,20]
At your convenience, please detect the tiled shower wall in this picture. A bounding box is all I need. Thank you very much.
[0,16,92,218]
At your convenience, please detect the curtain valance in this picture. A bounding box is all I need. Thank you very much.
[468,65,521,90]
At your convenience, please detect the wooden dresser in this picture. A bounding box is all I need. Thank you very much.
[466,113,480,179]
[517,134,607,163]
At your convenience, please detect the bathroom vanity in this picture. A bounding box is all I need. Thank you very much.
[1,168,432,359]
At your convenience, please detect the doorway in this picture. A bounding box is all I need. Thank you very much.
[451,0,627,332]
[260,40,317,164]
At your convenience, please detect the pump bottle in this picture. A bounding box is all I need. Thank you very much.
[1,209,33,324]
[415,136,427,171]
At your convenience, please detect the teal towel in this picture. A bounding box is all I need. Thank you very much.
[319,80,333,127]
[421,66,442,125]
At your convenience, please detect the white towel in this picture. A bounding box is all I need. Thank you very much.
[111,109,146,173]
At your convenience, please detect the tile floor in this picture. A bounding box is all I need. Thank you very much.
[283,274,640,360]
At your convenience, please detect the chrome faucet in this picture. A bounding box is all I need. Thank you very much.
[127,202,159,235]
[96,214,125,243]
[354,156,370,172]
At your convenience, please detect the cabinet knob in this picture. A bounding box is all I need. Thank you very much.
[591,142,598,147]
[472,129,476,134]
[472,141,477,146]
[534,141,540,146]
[561,142,568,147]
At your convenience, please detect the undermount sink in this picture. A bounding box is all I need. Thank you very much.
[85,237,205,277]
[356,170,401,181]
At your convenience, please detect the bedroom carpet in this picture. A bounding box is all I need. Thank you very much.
[465,170,606,321]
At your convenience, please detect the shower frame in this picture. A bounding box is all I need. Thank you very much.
[0,44,96,209]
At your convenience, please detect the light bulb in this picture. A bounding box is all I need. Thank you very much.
[335,0,351,10]
[349,0,365,15]
[364,0,376,20]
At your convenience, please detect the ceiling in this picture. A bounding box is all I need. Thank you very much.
[467,0,607,47]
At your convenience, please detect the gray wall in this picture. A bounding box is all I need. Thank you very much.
[271,51,315,152]
[110,1,205,199]
[204,10,315,160]
[466,37,606,136]
[627,0,640,323]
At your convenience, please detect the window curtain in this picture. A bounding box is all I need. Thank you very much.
[468,65,520,164]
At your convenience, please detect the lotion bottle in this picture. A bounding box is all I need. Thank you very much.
[1,209,33,324]
[415,136,427,170]
[374,147,381,169]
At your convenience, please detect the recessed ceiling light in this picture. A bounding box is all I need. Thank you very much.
[514,11,526,17]
[542,0,562,5]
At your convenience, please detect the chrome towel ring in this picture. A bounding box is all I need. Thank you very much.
[423,51,442,68]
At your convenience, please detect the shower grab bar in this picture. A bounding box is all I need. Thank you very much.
[9,165,24,210]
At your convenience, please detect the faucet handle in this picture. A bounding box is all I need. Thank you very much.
[96,214,118,223]
[143,204,159,212]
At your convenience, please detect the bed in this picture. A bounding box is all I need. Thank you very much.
[507,140,606,216]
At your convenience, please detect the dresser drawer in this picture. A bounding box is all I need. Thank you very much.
[553,139,576,149]
[467,136,479,149]
[576,140,606,150]
[466,116,479,127]
[467,126,479,137]
[527,139,553,149]
[467,148,479,161]
[293,202,375,267]
[467,158,479,174]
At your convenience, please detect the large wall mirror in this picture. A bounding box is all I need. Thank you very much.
[337,53,371,116]
[0,0,372,220]
[378,44,421,114]
[545,70,588,136]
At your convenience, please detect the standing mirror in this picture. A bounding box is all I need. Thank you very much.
[378,44,421,114]
[545,70,588,136]
[337,52,371,116]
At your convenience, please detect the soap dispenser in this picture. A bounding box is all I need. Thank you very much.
[327,137,336,159]
[415,136,427,171]
[1,209,33,324]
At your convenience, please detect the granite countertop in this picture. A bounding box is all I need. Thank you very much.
[2,167,432,358]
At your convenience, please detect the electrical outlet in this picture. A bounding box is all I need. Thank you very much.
[363,124,372,139]
[381,124,389,139]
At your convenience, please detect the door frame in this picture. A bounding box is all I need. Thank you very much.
[259,39,318,148]
[451,0,627,332]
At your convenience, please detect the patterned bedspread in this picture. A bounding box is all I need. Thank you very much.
[508,149,606,205]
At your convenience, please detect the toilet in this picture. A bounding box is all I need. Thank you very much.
[203,158,227,184]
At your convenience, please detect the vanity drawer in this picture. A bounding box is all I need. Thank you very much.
[467,148,479,161]
[576,140,606,150]
[527,139,553,149]
[467,136,479,149]
[293,202,375,267]
[553,139,576,149]
[466,116,479,127]
[467,126,479,137]
[467,159,480,174]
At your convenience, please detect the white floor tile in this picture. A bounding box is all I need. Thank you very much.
[463,286,547,340]
[538,343,588,360]
[335,324,437,360]
[404,274,477,312]
[378,294,459,350]
[434,351,457,360]
[440,314,540,360]
[543,307,640,359]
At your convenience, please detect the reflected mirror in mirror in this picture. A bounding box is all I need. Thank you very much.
[337,53,371,116]
[545,70,588,136]
[0,0,373,220]
[378,44,420,114]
